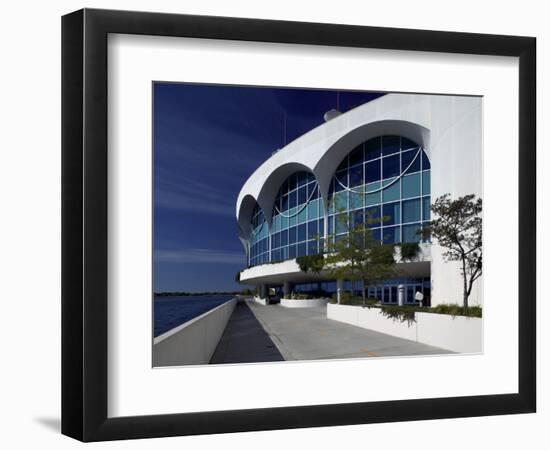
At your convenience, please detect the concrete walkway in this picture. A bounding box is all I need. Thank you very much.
[211,300,451,364]
[210,301,284,364]
[247,300,451,361]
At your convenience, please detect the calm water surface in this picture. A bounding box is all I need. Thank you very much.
[154,295,233,337]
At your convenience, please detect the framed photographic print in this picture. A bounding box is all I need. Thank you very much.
[62,8,536,442]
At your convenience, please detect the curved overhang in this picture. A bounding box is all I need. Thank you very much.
[236,93,435,231]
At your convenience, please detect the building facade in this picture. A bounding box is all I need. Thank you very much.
[236,93,482,306]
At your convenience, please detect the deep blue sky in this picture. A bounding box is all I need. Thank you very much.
[153,83,384,292]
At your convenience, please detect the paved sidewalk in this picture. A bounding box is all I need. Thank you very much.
[211,300,451,364]
[247,301,452,361]
[210,301,284,364]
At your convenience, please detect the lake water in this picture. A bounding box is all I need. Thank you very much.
[154,295,234,337]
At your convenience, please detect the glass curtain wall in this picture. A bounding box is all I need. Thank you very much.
[327,135,431,245]
[248,203,269,267]
[270,171,324,262]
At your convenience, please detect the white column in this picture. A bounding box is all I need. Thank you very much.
[336,279,344,304]
[398,284,405,306]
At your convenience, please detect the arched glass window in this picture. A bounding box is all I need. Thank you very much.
[270,171,324,262]
[248,203,268,267]
[327,135,431,245]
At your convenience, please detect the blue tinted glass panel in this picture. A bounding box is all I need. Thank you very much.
[335,191,347,212]
[382,178,400,202]
[349,145,364,166]
[281,195,289,211]
[335,171,346,191]
[422,170,430,194]
[370,228,381,242]
[288,190,297,208]
[383,202,400,226]
[298,223,307,242]
[422,197,431,220]
[307,200,318,220]
[328,216,334,235]
[289,244,297,258]
[297,242,307,257]
[308,240,318,255]
[382,135,400,155]
[403,223,422,243]
[297,206,307,224]
[349,164,363,187]
[365,205,381,228]
[383,154,400,178]
[401,149,421,174]
[335,213,347,234]
[288,226,297,244]
[281,246,288,260]
[351,209,364,228]
[281,229,288,247]
[298,186,307,204]
[365,182,381,206]
[421,150,431,169]
[288,208,297,226]
[307,220,318,239]
[297,172,307,187]
[402,173,421,199]
[382,226,400,244]
[273,232,281,248]
[403,198,421,223]
[365,137,381,160]
[349,191,363,210]
[365,159,381,183]
[280,215,289,231]
[401,137,418,150]
[337,156,347,171]
[308,183,319,199]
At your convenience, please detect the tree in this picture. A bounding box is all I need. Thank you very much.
[324,213,396,305]
[426,194,482,308]
[296,253,325,274]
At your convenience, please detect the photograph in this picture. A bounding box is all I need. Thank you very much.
[152,83,483,367]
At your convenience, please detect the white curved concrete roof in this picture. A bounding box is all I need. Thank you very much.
[236,92,480,240]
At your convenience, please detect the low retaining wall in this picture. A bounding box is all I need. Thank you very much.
[327,303,482,353]
[281,298,329,308]
[153,298,237,367]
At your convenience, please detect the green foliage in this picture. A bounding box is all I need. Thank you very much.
[348,303,482,324]
[324,212,396,305]
[430,303,482,318]
[289,292,312,300]
[241,288,252,296]
[379,305,417,325]
[296,253,325,274]
[426,194,482,308]
[400,242,421,261]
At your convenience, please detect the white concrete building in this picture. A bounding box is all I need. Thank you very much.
[236,93,482,306]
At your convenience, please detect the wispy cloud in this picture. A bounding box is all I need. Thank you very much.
[155,248,245,264]
[155,166,236,216]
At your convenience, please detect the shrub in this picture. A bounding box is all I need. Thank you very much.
[296,253,324,273]
[400,242,421,261]
[431,303,482,318]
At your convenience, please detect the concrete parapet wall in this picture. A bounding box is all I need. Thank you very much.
[416,312,482,353]
[327,303,482,353]
[280,298,329,308]
[153,298,237,367]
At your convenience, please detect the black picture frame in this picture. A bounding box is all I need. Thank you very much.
[62,8,536,442]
